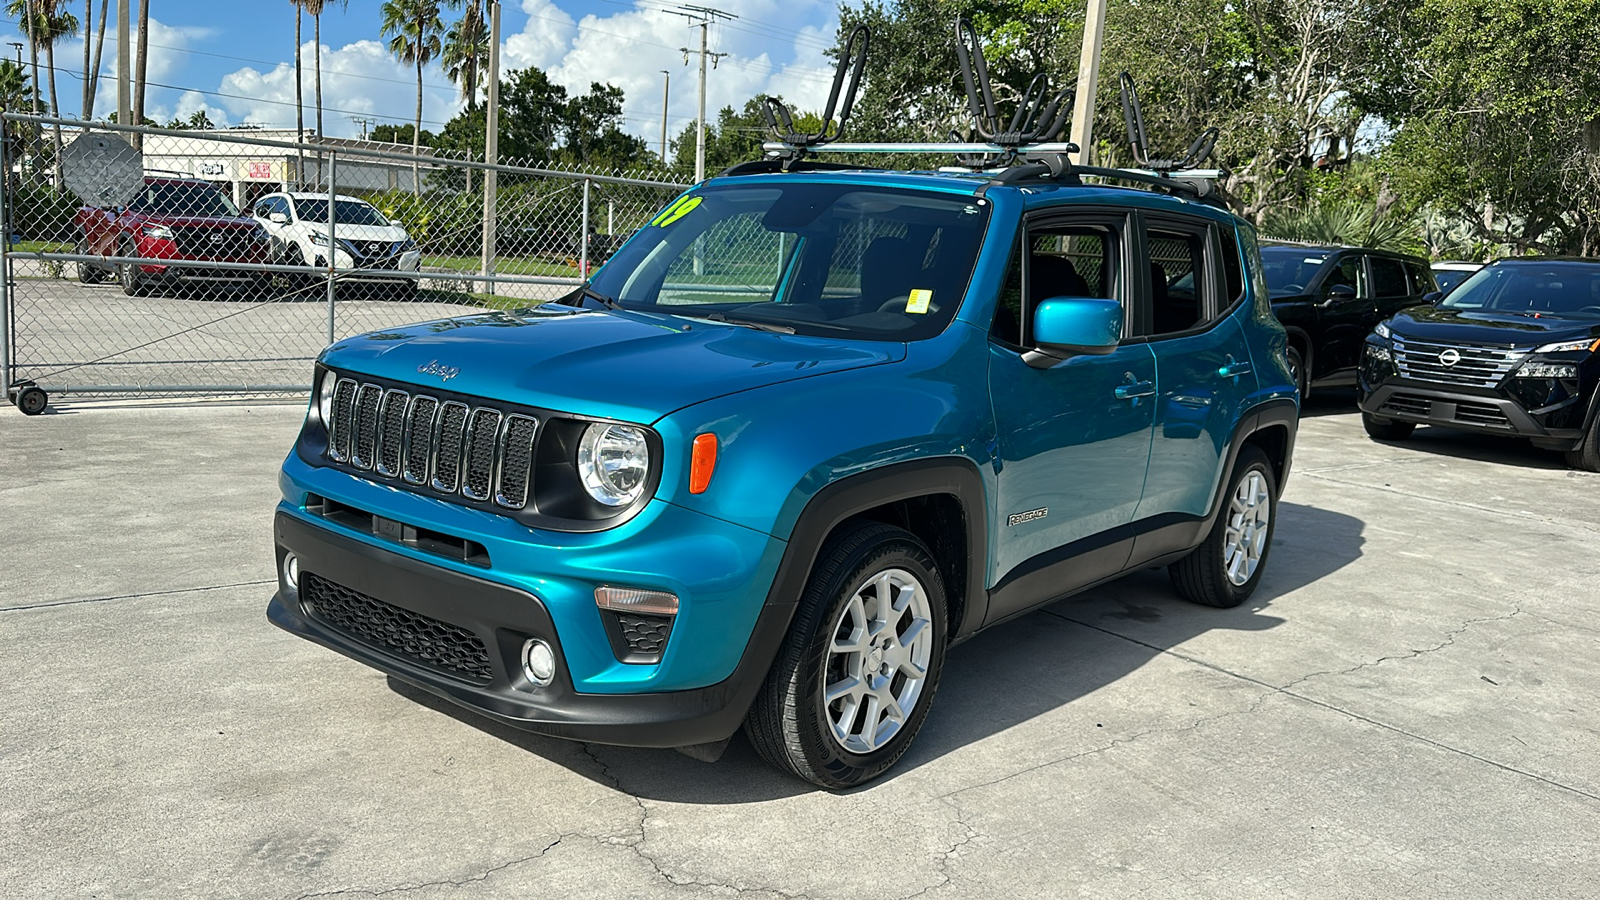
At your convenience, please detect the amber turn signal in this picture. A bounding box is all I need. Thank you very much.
[689,433,718,494]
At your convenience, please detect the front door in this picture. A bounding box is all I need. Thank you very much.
[985,214,1155,623]
[1314,253,1376,375]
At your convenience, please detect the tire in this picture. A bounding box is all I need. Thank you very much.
[1362,411,1416,441]
[745,521,948,789]
[14,385,48,415]
[117,243,146,296]
[1286,344,1308,401]
[281,245,314,294]
[76,234,105,284]
[1169,445,1278,609]
[1564,411,1600,472]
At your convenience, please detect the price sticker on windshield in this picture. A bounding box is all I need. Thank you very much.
[651,195,702,228]
[906,289,933,314]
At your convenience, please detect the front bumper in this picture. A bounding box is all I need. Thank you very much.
[269,510,796,747]
[1358,380,1586,449]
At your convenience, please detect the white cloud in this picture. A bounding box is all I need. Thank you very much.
[504,0,576,72]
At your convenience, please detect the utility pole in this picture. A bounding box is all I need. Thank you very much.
[347,116,375,140]
[480,0,501,294]
[116,0,129,128]
[1069,0,1108,166]
[659,69,670,166]
[674,5,733,183]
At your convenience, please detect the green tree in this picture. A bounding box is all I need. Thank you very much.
[441,0,488,110]
[670,97,820,174]
[369,123,435,146]
[381,0,454,189]
[433,67,649,172]
[7,0,78,184]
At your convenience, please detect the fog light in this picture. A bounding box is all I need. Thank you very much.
[522,639,556,686]
[281,553,300,589]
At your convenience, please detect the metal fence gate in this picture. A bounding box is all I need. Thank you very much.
[0,113,688,409]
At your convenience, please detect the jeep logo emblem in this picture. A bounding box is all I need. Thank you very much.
[1438,348,1461,367]
[417,360,460,382]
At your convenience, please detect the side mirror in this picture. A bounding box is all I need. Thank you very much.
[1319,283,1356,307]
[1030,297,1122,361]
[270,212,289,224]
[1422,290,1442,305]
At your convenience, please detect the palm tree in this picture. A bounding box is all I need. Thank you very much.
[81,0,108,120]
[290,0,304,144]
[303,0,350,145]
[131,0,148,136]
[380,0,450,193]
[7,0,79,185]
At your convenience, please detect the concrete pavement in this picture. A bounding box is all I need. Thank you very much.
[2,397,1597,898]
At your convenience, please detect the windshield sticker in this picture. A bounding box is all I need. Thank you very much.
[651,195,702,228]
[906,289,933,314]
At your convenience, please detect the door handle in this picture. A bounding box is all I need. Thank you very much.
[1114,381,1156,401]
[1218,361,1252,379]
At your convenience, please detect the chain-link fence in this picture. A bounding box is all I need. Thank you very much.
[0,113,688,407]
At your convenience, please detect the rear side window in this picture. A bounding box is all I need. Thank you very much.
[1405,260,1436,294]
[1370,257,1409,298]
[1146,228,1207,335]
[1217,226,1244,304]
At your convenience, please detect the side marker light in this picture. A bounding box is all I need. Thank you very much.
[689,433,718,494]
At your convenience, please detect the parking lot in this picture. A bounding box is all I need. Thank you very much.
[3,395,1598,898]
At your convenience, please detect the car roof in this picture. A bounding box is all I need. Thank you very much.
[262,192,373,204]
[1259,243,1428,263]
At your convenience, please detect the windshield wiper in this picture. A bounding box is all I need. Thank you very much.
[687,312,796,334]
[559,283,619,309]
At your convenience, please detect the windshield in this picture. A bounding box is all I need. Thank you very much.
[1441,262,1600,318]
[293,198,391,227]
[131,182,240,218]
[1433,268,1477,294]
[586,183,991,341]
[1258,247,1331,298]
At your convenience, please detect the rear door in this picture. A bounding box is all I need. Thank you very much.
[1313,252,1375,375]
[1370,254,1419,321]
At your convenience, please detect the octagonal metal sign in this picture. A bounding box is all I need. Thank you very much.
[61,134,145,208]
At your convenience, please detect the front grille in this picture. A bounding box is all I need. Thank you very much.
[1454,400,1511,428]
[1393,337,1528,387]
[353,240,402,269]
[171,226,258,259]
[327,377,538,511]
[1381,394,1432,417]
[301,572,493,684]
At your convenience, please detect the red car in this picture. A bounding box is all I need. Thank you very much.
[76,175,273,296]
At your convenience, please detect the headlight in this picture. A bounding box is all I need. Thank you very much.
[1534,338,1599,353]
[317,369,338,423]
[1517,362,1579,379]
[142,224,174,240]
[1367,344,1392,362]
[577,423,650,507]
[310,230,334,247]
[1373,321,1392,339]
[400,239,419,252]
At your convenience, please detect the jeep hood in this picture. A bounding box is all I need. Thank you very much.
[1388,304,1600,347]
[320,307,905,422]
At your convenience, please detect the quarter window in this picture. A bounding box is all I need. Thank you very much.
[1370,257,1409,298]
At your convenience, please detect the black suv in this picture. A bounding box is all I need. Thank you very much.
[1260,244,1437,397]
[1358,257,1600,471]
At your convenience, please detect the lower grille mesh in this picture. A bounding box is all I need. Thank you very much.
[301,572,493,684]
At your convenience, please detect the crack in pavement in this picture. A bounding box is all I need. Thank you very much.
[1275,601,1528,694]
[281,836,564,900]
[1299,471,1600,535]
[1039,609,1600,806]
[890,803,984,900]
[1,579,276,612]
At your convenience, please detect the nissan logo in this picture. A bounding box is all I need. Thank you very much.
[1438,348,1461,367]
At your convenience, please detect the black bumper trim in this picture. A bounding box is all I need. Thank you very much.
[269,511,795,748]
[1359,381,1584,446]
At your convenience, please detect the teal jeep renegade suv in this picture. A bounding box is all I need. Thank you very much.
[267,160,1299,788]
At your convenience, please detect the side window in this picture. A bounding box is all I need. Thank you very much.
[1146,226,1208,336]
[1323,255,1368,298]
[1404,260,1436,294]
[253,198,270,218]
[1370,257,1409,298]
[990,221,1120,348]
[1217,225,1244,305]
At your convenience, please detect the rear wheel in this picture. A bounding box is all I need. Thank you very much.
[1564,412,1600,472]
[76,234,106,284]
[745,521,947,789]
[1286,345,1308,400]
[1170,445,1277,609]
[117,242,146,296]
[1362,411,1416,441]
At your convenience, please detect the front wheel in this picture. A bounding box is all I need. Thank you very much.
[1564,411,1600,472]
[1169,445,1278,608]
[745,521,948,789]
[117,243,146,296]
[1362,411,1416,441]
[1286,345,1308,400]
[76,234,106,284]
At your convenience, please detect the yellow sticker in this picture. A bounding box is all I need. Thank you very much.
[651,195,702,227]
[906,288,933,314]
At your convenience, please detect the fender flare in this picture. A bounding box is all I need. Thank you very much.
[1204,398,1299,533]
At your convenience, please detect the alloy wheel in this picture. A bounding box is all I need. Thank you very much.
[823,567,933,755]
[1222,470,1271,586]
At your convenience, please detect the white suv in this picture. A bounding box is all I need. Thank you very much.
[251,192,423,298]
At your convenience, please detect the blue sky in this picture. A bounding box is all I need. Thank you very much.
[0,1,842,146]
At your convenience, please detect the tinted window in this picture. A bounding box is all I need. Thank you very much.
[1323,255,1368,298]
[1147,229,1206,334]
[1370,257,1409,298]
[294,198,391,226]
[1405,260,1436,294]
[131,182,240,218]
[1259,247,1330,297]
[1441,263,1600,318]
[1218,226,1244,303]
[593,184,991,342]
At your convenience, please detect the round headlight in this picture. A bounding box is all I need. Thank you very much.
[577,423,650,507]
[317,370,337,424]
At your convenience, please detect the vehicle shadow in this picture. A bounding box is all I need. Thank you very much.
[1372,425,1571,471]
[1299,385,1359,417]
[389,499,1365,801]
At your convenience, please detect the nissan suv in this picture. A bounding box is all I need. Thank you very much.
[251,192,422,299]
[1359,257,1600,470]
[75,175,272,296]
[267,166,1299,787]
[1260,244,1436,398]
